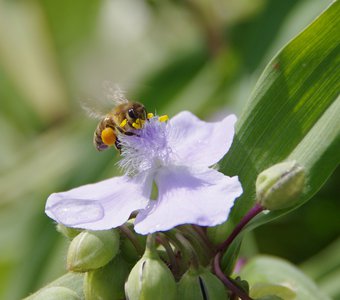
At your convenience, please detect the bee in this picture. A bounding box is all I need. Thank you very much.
[93,101,148,152]
[82,83,152,152]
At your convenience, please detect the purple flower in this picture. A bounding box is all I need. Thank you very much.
[45,111,242,234]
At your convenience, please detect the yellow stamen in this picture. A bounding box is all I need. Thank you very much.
[147,113,154,119]
[120,119,127,128]
[140,119,146,125]
[135,118,141,124]
[101,127,116,146]
[132,122,141,129]
[158,115,169,122]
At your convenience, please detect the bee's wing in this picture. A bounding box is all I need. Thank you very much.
[80,99,107,120]
[102,81,129,105]
[80,81,129,119]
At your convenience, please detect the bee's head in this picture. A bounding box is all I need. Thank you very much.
[123,103,147,130]
[126,103,147,122]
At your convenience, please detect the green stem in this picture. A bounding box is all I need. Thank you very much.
[157,234,180,278]
[180,226,212,265]
[164,230,192,273]
[192,225,216,252]
[118,225,144,256]
[175,232,200,271]
[145,234,156,256]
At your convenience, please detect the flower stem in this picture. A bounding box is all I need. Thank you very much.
[144,234,158,258]
[175,232,200,271]
[164,231,190,276]
[217,202,264,253]
[156,234,179,277]
[212,203,264,299]
[146,234,156,250]
[180,226,213,264]
[191,225,216,254]
[164,231,186,255]
[119,225,144,255]
[214,253,253,300]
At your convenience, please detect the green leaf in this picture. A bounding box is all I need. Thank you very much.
[240,256,331,300]
[300,237,340,281]
[23,273,84,300]
[219,1,340,228]
[250,283,295,300]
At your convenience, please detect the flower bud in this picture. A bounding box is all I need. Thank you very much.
[56,224,81,239]
[178,267,227,300]
[125,241,177,300]
[67,229,120,272]
[28,286,80,300]
[256,161,305,210]
[84,255,130,300]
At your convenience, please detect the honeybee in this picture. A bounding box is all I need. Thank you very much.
[82,83,150,152]
[93,101,148,152]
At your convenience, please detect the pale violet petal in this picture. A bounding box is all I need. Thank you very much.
[46,174,152,230]
[49,199,105,226]
[134,166,243,234]
[169,111,236,167]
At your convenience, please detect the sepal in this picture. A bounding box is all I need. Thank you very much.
[125,236,177,300]
[84,255,130,300]
[56,224,81,239]
[178,266,228,300]
[67,229,120,272]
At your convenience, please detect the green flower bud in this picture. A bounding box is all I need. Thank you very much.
[84,255,130,300]
[28,286,80,300]
[178,267,228,300]
[67,229,120,272]
[125,237,177,300]
[56,224,81,239]
[256,161,305,210]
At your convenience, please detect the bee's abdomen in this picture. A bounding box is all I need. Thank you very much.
[94,127,107,151]
[93,118,116,151]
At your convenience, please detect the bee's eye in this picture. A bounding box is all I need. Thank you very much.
[128,108,136,119]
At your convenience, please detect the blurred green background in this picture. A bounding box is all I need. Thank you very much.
[0,0,338,299]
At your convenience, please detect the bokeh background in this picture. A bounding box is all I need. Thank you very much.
[0,0,338,299]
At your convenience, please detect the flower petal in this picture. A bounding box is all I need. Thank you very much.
[169,111,236,167]
[134,167,242,234]
[45,174,152,230]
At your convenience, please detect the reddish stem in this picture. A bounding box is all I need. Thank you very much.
[212,203,264,299]
[217,203,264,253]
[214,253,253,300]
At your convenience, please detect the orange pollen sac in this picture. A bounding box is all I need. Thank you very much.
[101,127,116,146]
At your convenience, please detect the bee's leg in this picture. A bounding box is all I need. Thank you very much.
[124,132,134,136]
[116,126,133,135]
[118,127,137,137]
[115,138,122,153]
[117,127,140,140]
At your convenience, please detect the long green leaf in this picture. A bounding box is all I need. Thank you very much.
[218,1,340,232]
[240,256,331,300]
